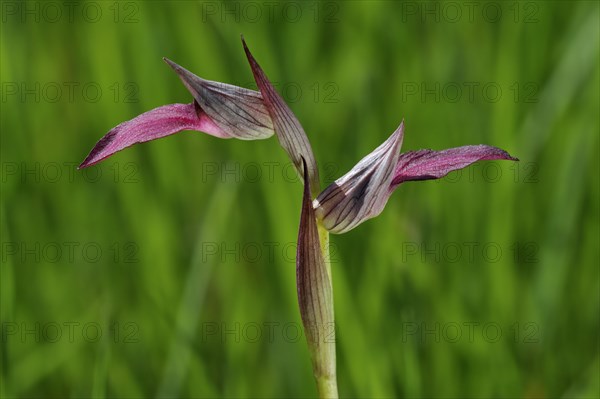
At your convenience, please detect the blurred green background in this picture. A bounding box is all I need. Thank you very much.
[1,1,599,398]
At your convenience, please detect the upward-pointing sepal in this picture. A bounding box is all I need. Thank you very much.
[242,37,321,196]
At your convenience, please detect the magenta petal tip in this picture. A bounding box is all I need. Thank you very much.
[391,145,519,187]
[79,103,212,169]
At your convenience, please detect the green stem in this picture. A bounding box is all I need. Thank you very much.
[316,374,339,399]
[314,223,338,399]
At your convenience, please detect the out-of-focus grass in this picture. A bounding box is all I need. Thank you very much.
[1,1,598,398]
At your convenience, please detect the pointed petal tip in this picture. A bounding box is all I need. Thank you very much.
[78,128,120,169]
[241,37,252,60]
[78,159,92,169]
[78,156,93,169]
[241,36,258,68]
[394,120,405,140]
[491,147,519,162]
[385,120,405,148]
[162,57,184,74]
[162,58,199,88]
[78,157,103,169]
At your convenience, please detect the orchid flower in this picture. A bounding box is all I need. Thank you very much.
[314,124,518,233]
[80,37,518,398]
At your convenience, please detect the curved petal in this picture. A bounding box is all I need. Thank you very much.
[242,37,321,195]
[314,122,405,234]
[163,58,274,140]
[79,102,222,168]
[391,145,519,187]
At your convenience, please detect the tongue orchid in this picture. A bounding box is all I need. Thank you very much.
[80,37,518,399]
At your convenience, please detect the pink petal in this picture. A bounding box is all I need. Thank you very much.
[242,37,321,195]
[391,145,519,187]
[79,102,223,168]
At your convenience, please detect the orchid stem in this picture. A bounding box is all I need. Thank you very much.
[316,374,339,399]
[315,223,338,399]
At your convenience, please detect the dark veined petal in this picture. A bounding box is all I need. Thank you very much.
[79,102,223,168]
[391,145,519,187]
[314,122,405,234]
[163,58,274,140]
[296,158,337,393]
[242,37,321,195]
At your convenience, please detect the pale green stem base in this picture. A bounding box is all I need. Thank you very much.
[316,374,339,399]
